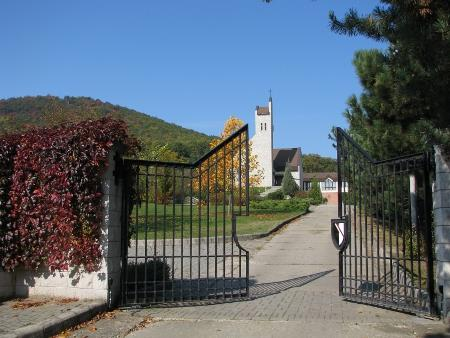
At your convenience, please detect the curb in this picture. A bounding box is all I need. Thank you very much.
[4,300,107,338]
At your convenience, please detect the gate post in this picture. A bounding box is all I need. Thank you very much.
[434,146,450,319]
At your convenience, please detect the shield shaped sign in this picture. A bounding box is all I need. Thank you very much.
[331,217,349,251]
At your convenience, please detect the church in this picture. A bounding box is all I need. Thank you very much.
[250,95,303,188]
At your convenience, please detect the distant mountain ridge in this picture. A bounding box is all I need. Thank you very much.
[0,96,214,161]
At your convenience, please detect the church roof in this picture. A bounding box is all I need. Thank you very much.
[256,106,270,115]
[273,148,301,173]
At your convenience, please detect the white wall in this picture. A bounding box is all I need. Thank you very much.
[0,149,123,305]
[251,105,273,187]
[434,146,450,318]
[291,168,301,187]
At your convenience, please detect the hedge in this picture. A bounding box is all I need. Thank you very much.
[250,198,310,213]
[0,118,138,272]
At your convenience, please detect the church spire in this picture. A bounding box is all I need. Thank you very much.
[269,89,272,103]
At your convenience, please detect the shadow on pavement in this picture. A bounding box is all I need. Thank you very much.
[249,270,334,300]
[134,269,334,308]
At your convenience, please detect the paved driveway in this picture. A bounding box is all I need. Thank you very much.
[78,205,450,337]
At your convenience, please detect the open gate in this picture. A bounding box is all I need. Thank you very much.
[120,125,250,306]
[333,128,435,315]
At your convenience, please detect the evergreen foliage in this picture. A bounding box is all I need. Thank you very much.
[308,180,323,205]
[281,166,299,197]
[267,189,284,200]
[329,1,450,158]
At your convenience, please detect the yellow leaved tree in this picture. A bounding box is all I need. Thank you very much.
[193,117,263,209]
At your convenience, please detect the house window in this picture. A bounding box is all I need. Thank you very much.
[323,178,336,190]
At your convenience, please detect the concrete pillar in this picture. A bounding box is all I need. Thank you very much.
[434,146,450,319]
[0,147,124,306]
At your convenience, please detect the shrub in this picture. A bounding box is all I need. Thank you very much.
[0,135,18,270]
[294,190,309,199]
[249,187,265,201]
[0,118,138,272]
[308,180,323,205]
[267,189,284,200]
[281,166,299,197]
[127,259,172,291]
[250,198,310,213]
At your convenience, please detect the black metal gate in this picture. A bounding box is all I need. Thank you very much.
[120,125,250,306]
[334,128,435,315]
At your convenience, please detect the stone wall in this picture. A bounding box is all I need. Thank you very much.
[0,149,123,305]
[434,146,450,319]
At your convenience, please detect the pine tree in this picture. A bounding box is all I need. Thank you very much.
[329,1,450,157]
[281,166,298,197]
[308,180,323,205]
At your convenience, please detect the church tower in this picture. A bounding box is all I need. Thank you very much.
[251,95,274,187]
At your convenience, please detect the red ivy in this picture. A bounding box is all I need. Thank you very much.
[0,118,138,272]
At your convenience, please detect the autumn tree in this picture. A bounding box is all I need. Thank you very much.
[193,117,263,209]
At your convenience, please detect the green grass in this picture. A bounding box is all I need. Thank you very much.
[130,202,307,239]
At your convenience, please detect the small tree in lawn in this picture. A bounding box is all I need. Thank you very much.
[309,179,323,205]
[281,165,298,197]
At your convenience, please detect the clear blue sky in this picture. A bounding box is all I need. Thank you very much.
[0,0,384,158]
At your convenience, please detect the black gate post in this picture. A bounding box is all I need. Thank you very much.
[337,129,343,296]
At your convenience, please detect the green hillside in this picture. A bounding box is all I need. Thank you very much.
[302,154,336,172]
[0,96,214,161]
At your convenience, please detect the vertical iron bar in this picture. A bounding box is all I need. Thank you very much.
[381,164,387,304]
[171,167,176,301]
[144,165,149,303]
[153,165,158,303]
[162,167,167,302]
[400,163,408,303]
[206,157,210,298]
[394,162,400,302]
[134,166,139,304]
[388,164,394,303]
[230,139,235,298]
[181,167,185,301]
[352,144,357,297]
[198,165,202,299]
[189,168,193,301]
[223,146,227,298]
[215,153,218,298]
[337,130,343,296]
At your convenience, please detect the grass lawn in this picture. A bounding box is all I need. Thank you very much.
[129,202,307,239]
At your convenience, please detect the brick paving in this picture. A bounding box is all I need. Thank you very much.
[128,205,447,337]
[0,297,104,337]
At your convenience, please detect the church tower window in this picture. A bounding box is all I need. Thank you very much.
[264,123,267,131]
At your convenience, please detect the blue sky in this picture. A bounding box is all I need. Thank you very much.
[0,1,384,158]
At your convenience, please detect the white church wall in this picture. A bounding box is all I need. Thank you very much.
[251,103,273,187]
[291,170,301,187]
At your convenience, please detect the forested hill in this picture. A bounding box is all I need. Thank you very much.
[302,154,336,173]
[0,96,214,161]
